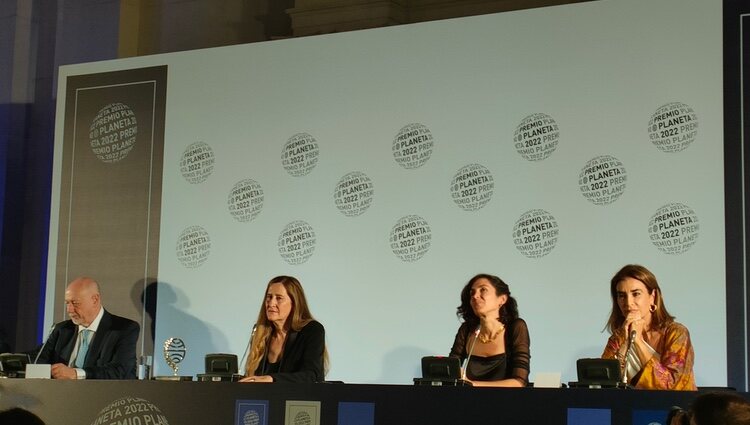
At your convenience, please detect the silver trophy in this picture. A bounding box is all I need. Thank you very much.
[154,337,192,380]
[164,337,186,375]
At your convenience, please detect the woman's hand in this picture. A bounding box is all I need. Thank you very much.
[623,312,646,339]
[239,375,273,383]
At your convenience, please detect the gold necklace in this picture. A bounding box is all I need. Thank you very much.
[477,324,505,343]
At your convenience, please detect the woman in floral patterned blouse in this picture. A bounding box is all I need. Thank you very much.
[602,264,696,390]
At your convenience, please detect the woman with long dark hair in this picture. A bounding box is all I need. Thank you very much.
[449,273,530,387]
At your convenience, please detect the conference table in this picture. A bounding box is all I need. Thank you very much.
[0,379,739,425]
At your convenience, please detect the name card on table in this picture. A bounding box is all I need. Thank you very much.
[25,364,51,379]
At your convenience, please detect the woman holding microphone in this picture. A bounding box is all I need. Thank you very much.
[602,264,696,390]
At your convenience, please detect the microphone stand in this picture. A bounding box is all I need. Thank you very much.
[239,324,257,376]
[621,329,637,387]
[33,322,58,364]
[460,326,481,384]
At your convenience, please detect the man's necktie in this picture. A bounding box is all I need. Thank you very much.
[75,329,92,368]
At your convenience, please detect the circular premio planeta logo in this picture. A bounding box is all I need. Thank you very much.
[176,225,211,268]
[281,133,320,177]
[648,102,698,153]
[227,179,264,222]
[89,102,138,163]
[513,113,559,161]
[91,397,169,425]
[278,221,316,265]
[578,155,627,205]
[293,411,312,425]
[180,142,215,184]
[389,215,432,262]
[512,209,559,258]
[648,203,699,254]
[243,410,261,425]
[334,171,375,217]
[392,123,434,169]
[450,164,494,211]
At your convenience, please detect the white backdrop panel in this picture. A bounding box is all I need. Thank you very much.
[50,0,725,384]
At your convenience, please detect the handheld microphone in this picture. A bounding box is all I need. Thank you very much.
[622,329,637,384]
[239,324,257,375]
[460,326,481,380]
[33,322,58,364]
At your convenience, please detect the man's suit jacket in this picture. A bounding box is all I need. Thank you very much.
[35,309,140,379]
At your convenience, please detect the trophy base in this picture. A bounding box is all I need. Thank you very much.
[153,375,194,381]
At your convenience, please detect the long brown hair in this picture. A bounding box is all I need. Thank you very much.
[604,264,674,335]
[244,276,328,376]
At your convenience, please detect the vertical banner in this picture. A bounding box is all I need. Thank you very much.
[55,66,167,358]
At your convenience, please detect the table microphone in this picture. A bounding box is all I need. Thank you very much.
[239,324,257,375]
[33,322,59,364]
[460,326,481,380]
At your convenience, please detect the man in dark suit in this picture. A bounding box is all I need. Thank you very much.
[34,277,140,379]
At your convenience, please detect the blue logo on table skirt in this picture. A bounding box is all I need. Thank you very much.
[568,408,611,425]
[236,400,269,425]
[338,402,375,425]
[632,409,669,425]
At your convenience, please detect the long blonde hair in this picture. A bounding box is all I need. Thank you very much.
[244,276,328,376]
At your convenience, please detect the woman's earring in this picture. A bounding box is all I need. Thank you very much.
[649,304,657,313]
